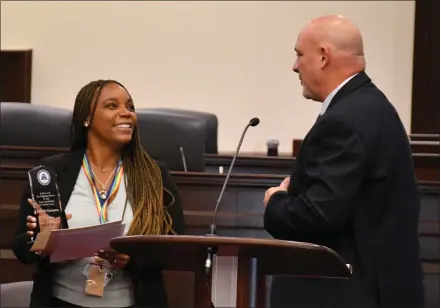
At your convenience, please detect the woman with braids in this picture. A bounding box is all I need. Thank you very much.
[13,79,185,308]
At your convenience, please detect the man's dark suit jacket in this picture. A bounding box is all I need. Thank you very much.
[12,148,186,308]
[264,72,424,308]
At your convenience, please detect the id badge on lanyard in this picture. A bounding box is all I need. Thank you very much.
[81,156,124,296]
[82,257,115,297]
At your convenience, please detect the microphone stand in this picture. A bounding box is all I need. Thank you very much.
[204,118,260,279]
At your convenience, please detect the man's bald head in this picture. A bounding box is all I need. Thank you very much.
[292,15,366,102]
[302,15,364,59]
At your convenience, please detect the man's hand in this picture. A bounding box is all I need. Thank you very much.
[264,177,290,207]
[280,176,290,190]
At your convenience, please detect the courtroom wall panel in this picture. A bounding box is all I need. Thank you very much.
[411,0,440,135]
[0,50,32,103]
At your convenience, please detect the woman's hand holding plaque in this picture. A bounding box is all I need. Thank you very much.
[26,198,73,236]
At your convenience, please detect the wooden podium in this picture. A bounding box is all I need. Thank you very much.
[110,235,351,308]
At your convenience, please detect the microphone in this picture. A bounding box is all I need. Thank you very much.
[204,117,260,278]
[266,138,279,156]
[179,146,188,172]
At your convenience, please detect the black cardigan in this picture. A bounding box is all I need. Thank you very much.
[12,149,186,308]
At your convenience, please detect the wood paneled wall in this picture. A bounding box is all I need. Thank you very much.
[0,50,32,103]
[0,146,439,308]
[411,0,440,134]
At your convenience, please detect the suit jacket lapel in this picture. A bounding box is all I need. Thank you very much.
[57,149,85,211]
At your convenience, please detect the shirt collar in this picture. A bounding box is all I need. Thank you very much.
[320,73,358,115]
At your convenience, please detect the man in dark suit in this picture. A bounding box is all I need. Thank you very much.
[263,15,424,308]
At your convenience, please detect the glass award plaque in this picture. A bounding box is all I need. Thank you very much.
[28,165,64,235]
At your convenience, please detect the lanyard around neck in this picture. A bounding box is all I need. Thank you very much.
[82,155,124,224]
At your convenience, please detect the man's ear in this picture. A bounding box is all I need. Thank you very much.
[319,46,330,69]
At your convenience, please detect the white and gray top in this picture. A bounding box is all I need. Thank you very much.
[52,167,135,307]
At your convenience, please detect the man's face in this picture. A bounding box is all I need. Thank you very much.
[292,31,324,102]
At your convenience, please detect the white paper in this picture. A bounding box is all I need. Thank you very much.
[49,220,125,263]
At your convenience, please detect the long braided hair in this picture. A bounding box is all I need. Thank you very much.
[71,79,174,235]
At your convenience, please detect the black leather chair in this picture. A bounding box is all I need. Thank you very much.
[145,108,218,154]
[0,103,207,172]
[0,102,72,147]
[135,109,206,172]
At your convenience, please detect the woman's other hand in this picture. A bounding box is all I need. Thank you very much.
[95,248,130,269]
